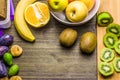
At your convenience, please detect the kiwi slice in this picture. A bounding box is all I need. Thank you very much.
[103,33,118,48]
[99,62,114,76]
[115,41,120,55]
[97,12,113,27]
[106,23,120,37]
[113,57,120,72]
[100,48,114,62]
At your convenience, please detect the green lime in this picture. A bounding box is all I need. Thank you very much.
[8,64,19,76]
[3,52,13,66]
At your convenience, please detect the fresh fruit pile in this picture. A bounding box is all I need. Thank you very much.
[48,0,95,22]
[14,0,50,42]
[97,12,120,77]
[14,0,96,42]
[0,33,23,79]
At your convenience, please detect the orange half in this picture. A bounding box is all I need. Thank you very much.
[24,2,50,28]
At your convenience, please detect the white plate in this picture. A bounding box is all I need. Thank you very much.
[50,0,100,26]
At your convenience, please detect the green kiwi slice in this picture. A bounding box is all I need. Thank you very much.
[100,48,114,62]
[99,62,114,76]
[106,23,120,37]
[103,33,118,48]
[97,12,113,27]
[113,57,120,72]
[115,41,120,55]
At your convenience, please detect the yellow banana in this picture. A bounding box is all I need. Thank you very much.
[14,0,36,42]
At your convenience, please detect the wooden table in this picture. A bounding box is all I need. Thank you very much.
[97,0,120,80]
[1,0,97,80]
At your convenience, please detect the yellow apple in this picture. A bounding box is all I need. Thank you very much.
[79,0,95,11]
[65,1,88,22]
[48,0,68,11]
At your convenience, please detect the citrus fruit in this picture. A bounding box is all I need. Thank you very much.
[10,76,22,80]
[24,2,50,28]
[79,0,95,11]
[10,45,23,57]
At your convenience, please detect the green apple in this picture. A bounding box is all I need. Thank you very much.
[65,1,88,22]
[48,0,68,11]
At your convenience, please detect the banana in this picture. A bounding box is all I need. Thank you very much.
[14,0,36,42]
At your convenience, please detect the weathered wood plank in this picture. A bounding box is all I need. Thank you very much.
[0,0,97,79]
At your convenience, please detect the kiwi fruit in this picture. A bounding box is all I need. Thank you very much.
[99,62,114,76]
[59,28,78,47]
[114,41,120,55]
[106,23,120,37]
[113,57,120,72]
[103,33,118,48]
[80,32,97,54]
[97,12,113,27]
[100,48,114,62]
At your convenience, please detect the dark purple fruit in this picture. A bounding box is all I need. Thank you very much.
[0,46,8,57]
[0,34,14,46]
[0,29,4,37]
[0,61,7,77]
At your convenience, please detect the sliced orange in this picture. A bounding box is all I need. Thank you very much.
[24,2,50,28]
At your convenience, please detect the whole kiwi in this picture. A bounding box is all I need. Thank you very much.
[59,28,78,47]
[80,32,97,54]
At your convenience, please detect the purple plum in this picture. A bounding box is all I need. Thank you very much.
[0,46,9,57]
[0,34,14,46]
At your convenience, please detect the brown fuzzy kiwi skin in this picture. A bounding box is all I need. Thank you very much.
[59,28,78,47]
[80,32,97,54]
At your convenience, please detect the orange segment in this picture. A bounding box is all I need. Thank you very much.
[24,2,50,28]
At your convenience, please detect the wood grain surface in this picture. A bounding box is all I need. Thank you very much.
[97,0,120,80]
[1,0,97,80]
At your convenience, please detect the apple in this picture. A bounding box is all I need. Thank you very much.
[79,0,95,11]
[65,1,88,22]
[48,0,68,11]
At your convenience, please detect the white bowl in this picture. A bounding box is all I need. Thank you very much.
[50,0,100,26]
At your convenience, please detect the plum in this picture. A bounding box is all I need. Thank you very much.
[0,61,7,77]
[0,46,8,57]
[0,34,14,46]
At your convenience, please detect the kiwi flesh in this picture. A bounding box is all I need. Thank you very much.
[103,33,118,48]
[100,48,114,62]
[99,62,114,76]
[97,12,113,27]
[113,57,120,72]
[114,41,120,55]
[106,23,120,37]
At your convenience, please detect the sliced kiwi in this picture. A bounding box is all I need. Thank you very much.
[100,48,114,62]
[106,23,120,37]
[115,41,120,55]
[99,62,114,76]
[103,33,118,48]
[97,12,113,27]
[113,57,120,72]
